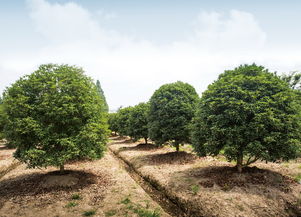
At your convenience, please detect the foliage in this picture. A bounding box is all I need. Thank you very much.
[108,113,119,135]
[96,80,109,112]
[83,210,96,216]
[192,64,301,172]
[3,64,109,171]
[0,103,6,140]
[281,71,301,90]
[128,102,150,143]
[148,81,199,151]
[115,106,134,136]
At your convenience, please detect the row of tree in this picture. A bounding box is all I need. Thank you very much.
[108,64,301,172]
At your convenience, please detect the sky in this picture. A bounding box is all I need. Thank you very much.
[1,0,301,110]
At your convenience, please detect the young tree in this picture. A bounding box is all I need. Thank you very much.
[192,64,301,172]
[148,81,199,151]
[96,80,109,112]
[3,64,109,173]
[128,102,149,144]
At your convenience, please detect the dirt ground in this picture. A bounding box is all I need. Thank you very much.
[0,144,170,217]
[109,137,301,217]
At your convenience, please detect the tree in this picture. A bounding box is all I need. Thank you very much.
[115,106,133,137]
[3,64,109,173]
[0,102,6,140]
[108,113,119,135]
[148,81,199,151]
[128,102,149,144]
[191,64,301,172]
[96,80,109,112]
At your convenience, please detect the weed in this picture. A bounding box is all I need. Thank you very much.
[105,209,117,216]
[121,197,131,205]
[65,201,78,208]
[190,184,200,195]
[236,204,244,211]
[294,173,301,183]
[83,210,96,216]
[71,193,81,200]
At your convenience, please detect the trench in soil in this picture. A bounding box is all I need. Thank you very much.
[108,148,191,217]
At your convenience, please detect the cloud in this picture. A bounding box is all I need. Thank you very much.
[1,0,300,109]
[193,10,266,52]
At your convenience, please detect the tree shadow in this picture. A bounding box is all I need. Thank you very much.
[0,170,107,208]
[117,143,161,153]
[128,151,198,168]
[173,165,296,192]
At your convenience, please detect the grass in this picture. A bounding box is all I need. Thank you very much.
[83,210,96,216]
[190,184,200,195]
[120,196,161,217]
[71,193,81,200]
[294,173,301,183]
[65,201,78,208]
[105,209,117,216]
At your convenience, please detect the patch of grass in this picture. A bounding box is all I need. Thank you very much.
[105,209,117,216]
[133,205,161,217]
[65,201,78,208]
[294,173,301,183]
[71,193,81,200]
[190,184,200,195]
[121,197,131,205]
[83,210,96,216]
[120,196,160,217]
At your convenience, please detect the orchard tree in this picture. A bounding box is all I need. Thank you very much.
[108,113,119,135]
[115,106,133,136]
[96,80,109,112]
[192,64,301,172]
[148,81,199,151]
[128,102,149,144]
[3,64,109,173]
[0,101,6,140]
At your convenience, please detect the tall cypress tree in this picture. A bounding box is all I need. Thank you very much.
[96,80,109,112]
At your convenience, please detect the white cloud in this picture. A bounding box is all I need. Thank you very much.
[1,0,300,109]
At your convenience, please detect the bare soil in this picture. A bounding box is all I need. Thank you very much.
[0,144,170,217]
[109,137,301,217]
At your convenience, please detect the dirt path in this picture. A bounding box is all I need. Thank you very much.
[108,149,186,217]
[0,145,171,217]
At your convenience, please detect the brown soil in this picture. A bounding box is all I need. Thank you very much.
[0,146,170,217]
[109,136,301,217]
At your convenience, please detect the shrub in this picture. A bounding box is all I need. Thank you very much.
[3,64,109,173]
[148,81,199,151]
[192,64,301,172]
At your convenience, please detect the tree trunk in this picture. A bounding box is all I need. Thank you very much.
[237,151,243,173]
[144,137,148,144]
[175,141,179,152]
[60,165,65,174]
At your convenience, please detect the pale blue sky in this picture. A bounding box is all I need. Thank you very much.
[1,0,301,109]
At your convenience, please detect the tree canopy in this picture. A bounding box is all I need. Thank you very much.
[191,64,301,172]
[96,80,109,112]
[127,102,149,143]
[3,64,109,172]
[148,81,199,151]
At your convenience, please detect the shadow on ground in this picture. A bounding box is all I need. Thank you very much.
[0,170,110,208]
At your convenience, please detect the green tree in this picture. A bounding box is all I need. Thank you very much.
[192,64,301,172]
[128,102,149,144]
[3,64,109,173]
[108,113,119,135]
[115,106,133,137]
[0,102,6,140]
[148,81,199,151]
[96,80,109,112]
